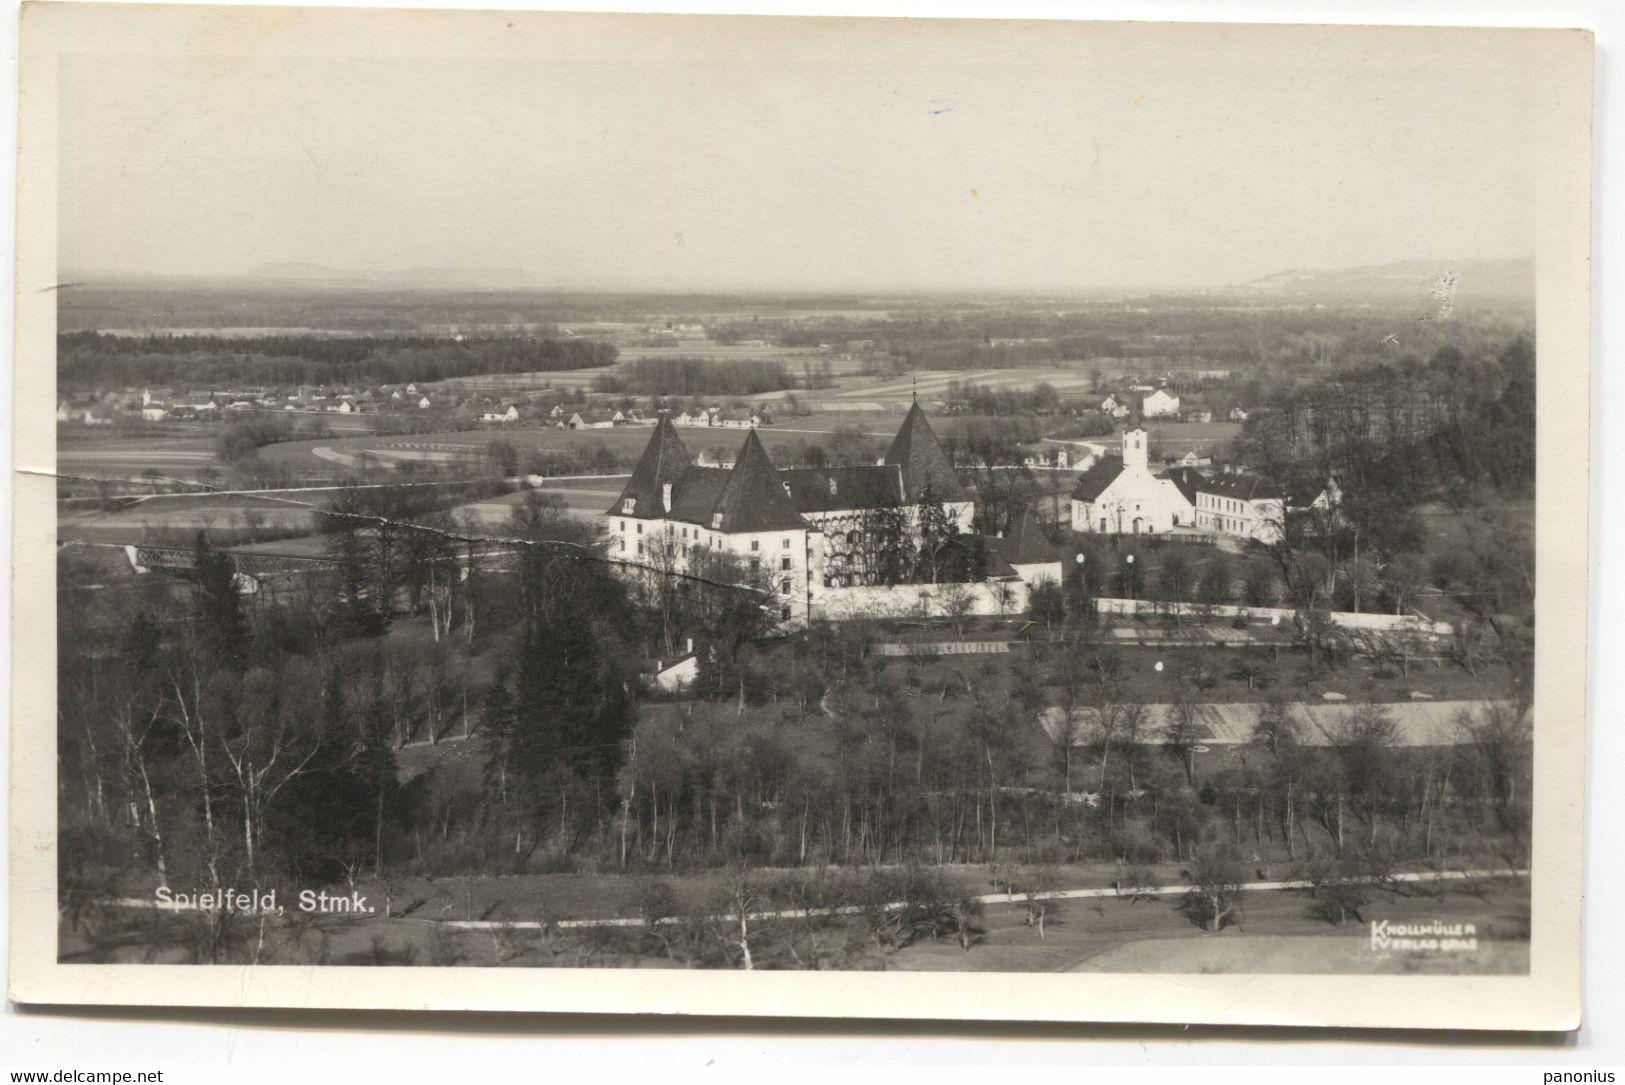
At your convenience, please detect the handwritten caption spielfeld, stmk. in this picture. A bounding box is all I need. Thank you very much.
[153,886,373,916]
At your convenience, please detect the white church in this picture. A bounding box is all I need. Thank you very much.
[1070,426,1292,544]
[1069,428,1201,534]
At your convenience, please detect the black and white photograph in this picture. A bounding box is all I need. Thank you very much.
[7,2,1594,1029]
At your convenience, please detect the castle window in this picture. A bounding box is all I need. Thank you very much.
[751,540,760,551]
[783,482,792,498]
[781,556,792,570]
[828,478,838,495]
[623,498,634,513]
[712,513,723,529]
[636,523,643,534]
[782,538,791,549]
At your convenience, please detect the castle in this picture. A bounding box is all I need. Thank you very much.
[606,403,1050,624]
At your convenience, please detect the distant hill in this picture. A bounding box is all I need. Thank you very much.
[244,263,538,289]
[1235,258,1534,304]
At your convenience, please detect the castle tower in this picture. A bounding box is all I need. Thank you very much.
[607,412,689,517]
[1122,427,1148,470]
[884,401,970,502]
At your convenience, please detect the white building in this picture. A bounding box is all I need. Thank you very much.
[607,404,978,624]
[1142,388,1181,418]
[483,405,520,423]
[1069,428,1197,534]
[1195,473,1285,544]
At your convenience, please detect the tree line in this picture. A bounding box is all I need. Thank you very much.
[590,357,794,397]
[58,331,617,388]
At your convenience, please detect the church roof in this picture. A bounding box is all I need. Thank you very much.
[1070,456,1126,502]
[884,401,969,502]
[606,413,690,517]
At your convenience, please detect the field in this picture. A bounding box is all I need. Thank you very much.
[253,411,911,473]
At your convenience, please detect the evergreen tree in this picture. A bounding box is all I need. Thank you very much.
[192,531,247,668]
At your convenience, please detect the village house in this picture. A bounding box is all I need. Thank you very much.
[1195,471,1285,544]
[1020,445,1071,470]
[1142,388,1181,418]
[1289,476,1342,514]
[987,510,1064,587]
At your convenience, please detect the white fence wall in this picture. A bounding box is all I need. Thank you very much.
[1091,597,1453,636]
[813,578,1030,622]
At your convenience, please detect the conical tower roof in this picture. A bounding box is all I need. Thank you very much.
[607,412,690,516]
[711,429,807,532]
[884,401,969,502]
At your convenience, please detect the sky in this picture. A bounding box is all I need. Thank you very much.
[54,13,1543,293]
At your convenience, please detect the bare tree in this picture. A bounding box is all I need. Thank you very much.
[1186,843,1246,931]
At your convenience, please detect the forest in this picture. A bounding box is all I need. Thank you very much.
[58,481,1531,959]
[589,357,795,397]
[57,331,617,388]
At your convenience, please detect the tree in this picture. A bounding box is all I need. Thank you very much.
[192,532,248,669]
[1295,606,1338,672]
[1197,553,1234,606]
[1227,653,1275,692]
[1028,579,1064,627]
[480,672,519,804]
[1160,698,1203,787]
[940,580,977,636]
[1155,551,1195,611]
[1251,697,1302,760]
[1241,561,1277,607]
[323,488,379,637]
[1381,553,1429,616]
[1186,843,1246,931]
[914,485,960,584]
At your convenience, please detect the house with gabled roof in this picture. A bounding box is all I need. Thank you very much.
[1142,388,1181,418]
[1195,471,1285,544]
[988,510,1063,586]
